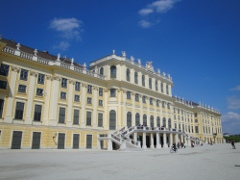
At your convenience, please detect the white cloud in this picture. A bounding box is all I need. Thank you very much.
[221,112,240,134]
[230,85,240,91]
[226,96,240,110]
[139,8,154,16]
[53,41,70,51]
[138,20,153,28]
[50,18,83,40]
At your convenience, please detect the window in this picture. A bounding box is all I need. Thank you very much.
[135,113,140,126]
[162,101,165,108]
[149,78,152,89]
[0,64,9,76]
[60,92,66,99]
[195,126,199,133]
[74,95,80,102]
[110,89,116,97]
[86,135,92,149]
[38,73,45,84]
[109,110,116,130]
[99,100,103,106]
[126,91,131,100]
[149,98,153,105]
[166,85,169,95]
[167,103,170,109]
[194,113,198,117]
[134,72,138,84]
[156,100,159,107]
[59,107,65,123]
[150,116,154,127]
[87,97,92,104]
[75,82,80,91]
[20,69,28,81]
[61,78,67,88]
[0,80,7,89]
[34,105,42,121]
[99,88,103,96]
[135,94,139,102]
[110,66,116,78]
[161,83,164,93]
[36,88,43,96]
[157,117,160,127]
[86,111,92,126]
[0,99,4,118]
[73,109,79,125]
[18,85,26,93]
[100,67,104,75]
[87,85,92,94]
[142,75,145,87]
[162,118,166,127]
[126,68,130,82]
[98,113,103,127]
[143,114,147,126]
[168,119,171,128]
[155,80,158,91]
[127,112,132,128]
[142,96,146,104]
[15,102,24,120]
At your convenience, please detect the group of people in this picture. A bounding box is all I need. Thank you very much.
[177,142,186,148]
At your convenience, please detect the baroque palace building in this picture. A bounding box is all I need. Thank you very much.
[0,36,224,150]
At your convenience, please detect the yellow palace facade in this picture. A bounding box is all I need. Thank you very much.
[0,36,224,150]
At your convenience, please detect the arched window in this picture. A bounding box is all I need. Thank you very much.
[127,112,132,128]
[135,113,140,125]
[149,78,152,89]
[157,117,160,127]
[163,117,166,127]
[150,116,154,127]
[134,72,138,84]
[126,68,130,82]
[168,118,171,128]
[142,75,145,87]
[143,114,147,126]
[109,110,116,130]
[110,66,116,78]
[100,67,104,75]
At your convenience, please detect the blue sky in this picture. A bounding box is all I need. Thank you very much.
[1,0,240,134]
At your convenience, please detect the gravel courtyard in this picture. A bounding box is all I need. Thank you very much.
[0,143,239,180]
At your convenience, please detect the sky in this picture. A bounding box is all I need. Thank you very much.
[0,0,240,134]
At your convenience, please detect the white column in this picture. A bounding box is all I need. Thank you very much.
[175,133,179,145]
[4,66,19,123]
[134,132,137,143]
[163,132,167,148]
[181,134,183,143]
[150,133,154,149]
[107,133,113,151]
[142,127,147,149]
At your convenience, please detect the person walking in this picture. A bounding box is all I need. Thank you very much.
[231,140,236,149]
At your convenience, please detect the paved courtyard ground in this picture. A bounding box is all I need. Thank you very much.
[0,143,239,180]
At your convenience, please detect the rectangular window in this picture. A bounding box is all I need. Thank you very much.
[155,81,158,91]
[110,89,116,97]
[38,73,45,84]
[75,82,80,91]
[73,109,79,125]
[150,98,153,105]
[34,105,42,121]
[0,80,7,89]
[86,111,92,126]
[195,126,199,133]
[194,113,198,117]
[61,78,67,88]
[87,85,92,94]
[99,88,103,96]
[87,97,92,104]
[135,94,139,102]
[20,69,28,81]
[18,85,27,93]
[98,113,103,127]
[156,100,159,107]
[60,92,66,99]
[74,95,80,102]
[99,100,103,106]
[0,64,9,76]
[142,96,146,104]
[15,102,24,120]
[59,107,65,123]
[36,88,43,96]
[86,135,92,149]
[0,99,4,118]
[126,91,131,100]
